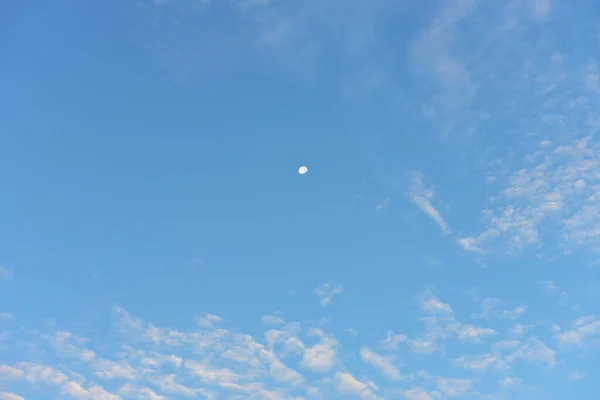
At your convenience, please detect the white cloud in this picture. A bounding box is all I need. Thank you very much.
[18,362,68,385]
[148,374,198,397]
[510,323,533,337]
[402,388,434,400]
[0,365,24,381]
[407,173,451,235]
[501,306,528,320]
[261,315,285,325]
[420,295,453,314]
[301,329,338,373]
[61,382,121,400]
[557,316,600,346]
[539,280,559,293]
[119,384,166,400]
[334,371,381,400]
[314,283,344,307]
[455,324,496,343]
[0,393,24,400]
[379,331,407,350]
[507,337,556,367]
[436,377,472,397]
[500,377,523,389]
[360,347,403,381]
[92,359,138,381]
[43,331,96,362]
[454,354,505,370]
[568,371,585,381]
[464,136,600,254]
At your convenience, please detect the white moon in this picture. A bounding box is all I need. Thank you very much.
[298,166,308,175]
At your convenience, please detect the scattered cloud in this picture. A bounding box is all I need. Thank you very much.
[540,280,559,293]
[568,371,585,381]
[314,283,344,307]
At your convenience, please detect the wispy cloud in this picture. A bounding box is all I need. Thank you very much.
[0,393,24,400]
[557,316,600,346]
[407,173,451,235]
[314,283,344,307]
[0,266,13,281]
[360,347,403,381]
[375,197,391,212]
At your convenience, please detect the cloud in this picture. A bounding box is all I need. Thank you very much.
[376,197,391,212]
[453,354,505,371]
[1,283,594,400]
[557,316,600,346]
[436,377,472,397]
[463,136,600,254]
[61,382,120,400]
[532,0,551,18]
[402,388,434,400]
[455,324,496,343]
[301,329,338,373]
[539,280,559,293]
[43,331,96,361]
[261,315,285,325]
[119,384,166,400]
[0,266,13,280]
[420,294,453,314]
[92,359,138,380]
[500,377,523,389]
[501,306,528,320]
[314,283,344,307]
[379,331,407,350]
[360,347,403,381]
[18,363,68,385]
[407,173,451,235]
[510,323,533,337]
[0,365,24,381]
[507,337,556,367]
[568,371,585,381]
[0,393,24,400]
[334,371,382,400]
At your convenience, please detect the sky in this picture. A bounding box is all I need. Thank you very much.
[1,0,600,399]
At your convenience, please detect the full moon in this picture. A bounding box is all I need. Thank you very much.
[298,166,308,175]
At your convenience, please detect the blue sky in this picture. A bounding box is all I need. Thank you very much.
[2,0,600,399]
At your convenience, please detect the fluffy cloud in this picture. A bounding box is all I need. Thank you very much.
[334,371,381,400]
[301,329,338,373]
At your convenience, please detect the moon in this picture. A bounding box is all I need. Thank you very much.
[298,166,308,175]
